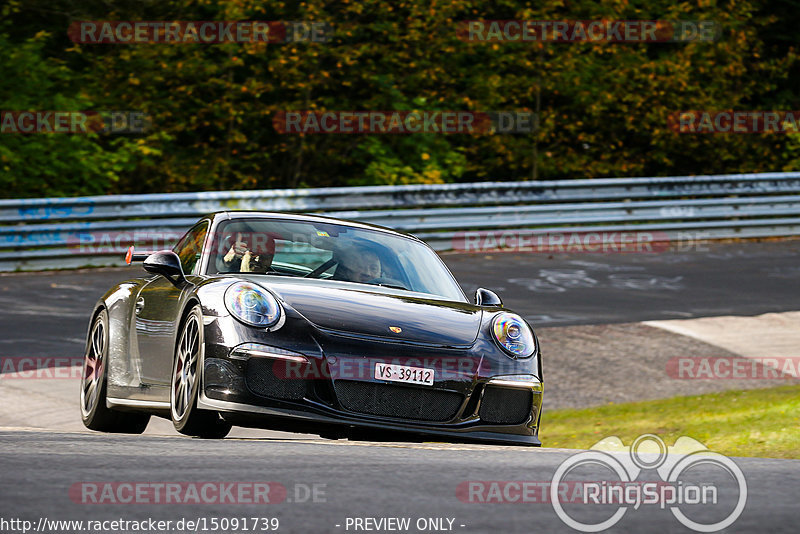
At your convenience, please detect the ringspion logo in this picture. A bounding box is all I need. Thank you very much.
[550,435,747,532]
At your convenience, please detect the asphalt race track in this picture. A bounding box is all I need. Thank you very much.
[2,431,798,533]
[1,240,799,532]
[445,239,800,327]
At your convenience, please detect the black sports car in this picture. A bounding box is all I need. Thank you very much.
[80,212,543,445]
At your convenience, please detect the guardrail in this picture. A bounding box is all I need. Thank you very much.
[1,172,799,271]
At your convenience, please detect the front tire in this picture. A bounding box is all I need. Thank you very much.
[171,304,231,439]
[80,309,150,433]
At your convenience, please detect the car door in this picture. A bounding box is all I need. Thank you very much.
[135,222,208,388]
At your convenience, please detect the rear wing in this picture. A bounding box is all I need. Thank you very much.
[125,245,151,264]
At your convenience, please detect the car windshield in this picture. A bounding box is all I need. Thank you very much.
[207,218,466,302]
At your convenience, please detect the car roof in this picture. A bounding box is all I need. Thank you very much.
[208,210,421,242]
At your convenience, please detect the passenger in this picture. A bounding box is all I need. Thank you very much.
[333,246,381,283]
[221,233,275,273]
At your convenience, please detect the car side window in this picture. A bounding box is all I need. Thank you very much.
[173,222,209,275]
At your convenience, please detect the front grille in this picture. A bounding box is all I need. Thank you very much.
[334,380,463,422]
[479,386,533,425]
[245,358,307,401]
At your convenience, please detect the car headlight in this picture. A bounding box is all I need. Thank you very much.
[224,282,282,328]
[492,312,535,358]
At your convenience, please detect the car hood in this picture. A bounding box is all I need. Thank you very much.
[249,277,482,347]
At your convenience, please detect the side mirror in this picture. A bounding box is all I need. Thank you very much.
[475,288,503,307]
[143,250,187,286]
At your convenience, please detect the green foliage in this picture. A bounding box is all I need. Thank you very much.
[542,385,800,459]
[353,136,466,186]
[0,30,141,197]
[0,0,798,197]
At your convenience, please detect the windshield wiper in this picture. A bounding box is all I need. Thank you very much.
[261,270,297,277]
[373,282,408,291]
[223,270,297,277]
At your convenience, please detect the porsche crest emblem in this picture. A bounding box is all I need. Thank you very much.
[389,326,402,333]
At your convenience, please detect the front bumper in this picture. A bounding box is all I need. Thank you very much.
[199,316,543,446]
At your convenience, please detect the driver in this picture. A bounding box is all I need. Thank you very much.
[333,246,381,283]
[221,232,275,273]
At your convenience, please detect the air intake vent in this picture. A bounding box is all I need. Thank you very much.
[245,358,307,401]
[334,380,463,422]
[479,386,532,425]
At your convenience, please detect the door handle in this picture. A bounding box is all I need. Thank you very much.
[135,297,145,315]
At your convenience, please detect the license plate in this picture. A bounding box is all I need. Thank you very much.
[374,362,434,386]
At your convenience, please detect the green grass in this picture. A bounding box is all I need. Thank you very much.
[540,385,800,459]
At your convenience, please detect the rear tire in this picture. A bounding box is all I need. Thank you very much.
[80,309,150,433]
[171,305,232,439]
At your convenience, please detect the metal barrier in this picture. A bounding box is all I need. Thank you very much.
[1,172,799,271]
